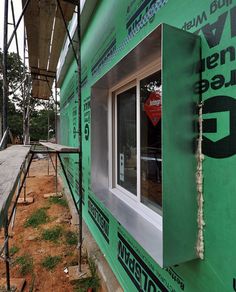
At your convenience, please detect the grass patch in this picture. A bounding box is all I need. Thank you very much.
[15,254,33,276]
[9,246,20,256]
[73,258,100,292]
[42,226,63,243]
[64,231,78,246]
[41,255,62,270]
[24,208,49,228]
[49,197,68,207]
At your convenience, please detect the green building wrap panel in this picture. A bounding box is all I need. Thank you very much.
[59,0,236,291]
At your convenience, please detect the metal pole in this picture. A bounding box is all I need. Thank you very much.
[48,99,50,175]
[3,0,9,149]
[7,0,31,50]
[23,27,26,144]
[11,0,26,146]
[8,153,34,224]
[56,0,79,66]
[55,75,58,195]
[77,3,83,273]
[57,153,80,214]
[11,177,20,229]
[4,212,10,291]
[23,166,27,202]
[47,150,50,176]
[48,153,56,172]
[55,153,58,195]
[55,77,58,143]
[10,0,20,56]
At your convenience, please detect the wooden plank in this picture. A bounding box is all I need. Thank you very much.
[32,79,39,98]
[22,0,75,100]
[43,192,62,198]
[48,12,66,72]
[38,0,56,70]
[40,78,53,99]
[48,3,74,72]
[0,145,31,226]
[22,0,39,68]
[40,141,79,153]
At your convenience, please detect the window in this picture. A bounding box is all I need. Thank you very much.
[92,23,200,266]
[110,69,162,220]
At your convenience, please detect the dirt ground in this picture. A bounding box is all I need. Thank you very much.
[0,158,83,291]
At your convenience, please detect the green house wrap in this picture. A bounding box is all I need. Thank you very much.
[58,0,236,291]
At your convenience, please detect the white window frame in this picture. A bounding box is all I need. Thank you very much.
[108,60,162,230]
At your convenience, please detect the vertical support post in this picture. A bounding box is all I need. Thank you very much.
[11,0,20,57]
[77,2,83,272]
[55,75,58,195]
[28,154,30,177]
[2,0,9,149]
[55,74,58,143]
[55,153,58,195]
[23,27,26,144]
[48,99,50,175]
[4,212,10,291]
[24,164,27,202]
[47,149,50,176]
[11,177,21,229]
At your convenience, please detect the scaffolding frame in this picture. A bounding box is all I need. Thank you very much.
[1,0,83,290]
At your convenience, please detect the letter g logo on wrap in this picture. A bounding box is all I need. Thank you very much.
[202,95,236,158]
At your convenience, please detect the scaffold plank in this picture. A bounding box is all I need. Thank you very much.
[22,0,75,100]
[0,145,31,226]
[48,2,74,72]
[39,141,79,153]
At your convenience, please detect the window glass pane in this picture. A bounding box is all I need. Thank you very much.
[117,87,137,195]
[140,71,162,212]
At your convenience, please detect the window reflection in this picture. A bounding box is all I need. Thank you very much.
[117,86,137,195]
[140,71,162,212]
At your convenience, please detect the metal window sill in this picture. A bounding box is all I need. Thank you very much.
[92,186,163,267]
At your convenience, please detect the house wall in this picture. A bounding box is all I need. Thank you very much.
[59,1,236,291]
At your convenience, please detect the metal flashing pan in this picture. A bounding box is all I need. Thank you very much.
[91,23,200,267]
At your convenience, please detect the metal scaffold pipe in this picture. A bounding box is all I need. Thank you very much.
[2,0,9,149]
[77,2,83,273]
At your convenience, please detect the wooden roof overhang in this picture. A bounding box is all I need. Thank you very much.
[22,0,76,100]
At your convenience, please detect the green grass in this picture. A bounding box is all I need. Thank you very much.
[64,230,78,246]
[9,246,20,256]
[15,254,34,276]
[73,258,100,292]
[49,197,68,207]
[41,255,62,270]
[42,226,63,243]
[24,208,49,228]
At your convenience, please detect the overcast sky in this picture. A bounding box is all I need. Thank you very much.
[0,1,25,59]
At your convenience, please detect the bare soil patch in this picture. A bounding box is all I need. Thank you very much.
[0,159,81,291]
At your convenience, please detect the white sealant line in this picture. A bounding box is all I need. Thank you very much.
[196,102,205,259]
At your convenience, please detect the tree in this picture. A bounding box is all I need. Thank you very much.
[0,49,56,143]
[30,107,55,141]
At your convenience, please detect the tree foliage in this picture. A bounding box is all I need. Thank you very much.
[0,49,56,141]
